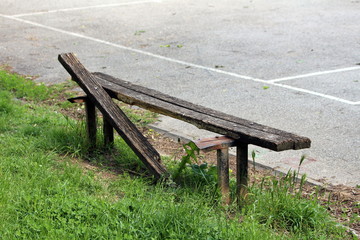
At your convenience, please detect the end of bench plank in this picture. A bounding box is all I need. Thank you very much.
[193,136,237,152]
[294,137,311,150]
[68,96,88,103]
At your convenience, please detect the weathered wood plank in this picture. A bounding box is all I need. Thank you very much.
[103,118,114,147]
[94,72,311,150]
[217,148,231,205]
[236,143,248,201]
[194,136,236,152]
[93,74,309,151]
[68,96,97,148]
[58,53,167,179]
[85,98,97,149]
[68,96,87,103]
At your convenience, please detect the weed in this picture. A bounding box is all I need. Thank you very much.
[172,141,199,179]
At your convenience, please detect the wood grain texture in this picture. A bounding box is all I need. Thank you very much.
[85,98,97,150]
[217,148,231,205]
[236,143,248,201]
[93,72,311,151]
[58,53,167,179]
[103,118,114,147]
[194,136,236,152]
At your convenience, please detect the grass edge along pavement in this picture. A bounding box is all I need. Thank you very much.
[0,68,357,239]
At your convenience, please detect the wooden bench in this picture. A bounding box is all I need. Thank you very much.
[59,53,311,204]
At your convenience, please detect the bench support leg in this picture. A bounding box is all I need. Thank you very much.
[217,148,230,205]
[85,99,97,149]
[103,118,114,147]
[236,143,248,204]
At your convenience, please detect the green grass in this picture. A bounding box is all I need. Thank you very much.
[0,69,354,239]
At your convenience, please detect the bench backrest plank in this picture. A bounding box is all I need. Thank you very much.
[93,72,310,151]
[58,53,167,178]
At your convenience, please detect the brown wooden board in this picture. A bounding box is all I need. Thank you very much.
[193,136,237,152]
[217,148,231,205]
[58,53,167,179]
[93,73,310,151]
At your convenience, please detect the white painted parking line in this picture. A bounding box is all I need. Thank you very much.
[11,0,162,17]
[1,14,359,106]
[0,14,264,83]
[268,66,360,83]
[270,82,359,105]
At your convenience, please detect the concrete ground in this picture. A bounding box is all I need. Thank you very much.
[1,0,359,186]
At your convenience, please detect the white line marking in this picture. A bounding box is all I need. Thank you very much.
[1,15,263,82]
[268,66,360,83]
[11,0,162,17]
[270,82,359,105]
[1,14,359,106]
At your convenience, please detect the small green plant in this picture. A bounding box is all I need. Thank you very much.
[251,150,256,171]
[134,30,146,36]
[171,142,217,187]
[172,142,199,180]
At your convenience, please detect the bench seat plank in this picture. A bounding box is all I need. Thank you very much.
[93,72,311,151]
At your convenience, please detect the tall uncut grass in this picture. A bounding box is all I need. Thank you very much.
[0,69,353,239]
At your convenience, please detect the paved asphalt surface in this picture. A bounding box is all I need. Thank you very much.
[1,0,359,186]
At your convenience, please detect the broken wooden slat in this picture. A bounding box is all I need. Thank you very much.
[59,53,167,179]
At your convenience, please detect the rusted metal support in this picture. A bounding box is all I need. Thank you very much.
[217,148,231,205]
[103,118,114,147]
[236,142,248,203]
